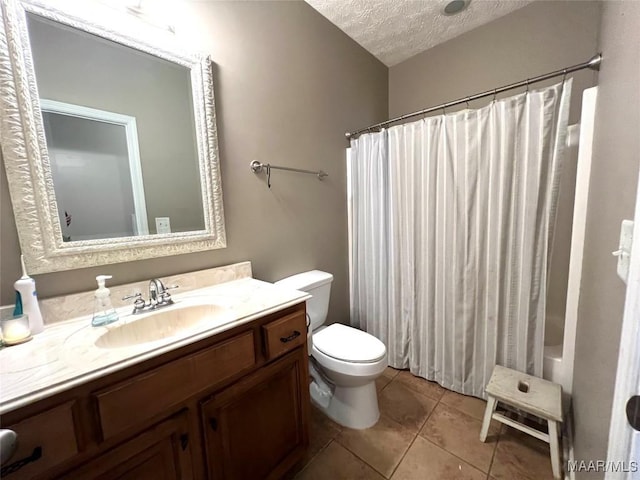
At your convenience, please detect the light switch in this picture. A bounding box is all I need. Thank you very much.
[612,219,634,284]
[155,217,171,234]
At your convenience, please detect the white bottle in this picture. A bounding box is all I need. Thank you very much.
[13,255,44,334]
[92,275,119,327]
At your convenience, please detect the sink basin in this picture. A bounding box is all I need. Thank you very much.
[95,303,228,349]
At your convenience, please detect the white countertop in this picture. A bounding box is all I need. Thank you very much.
[0,278,310,415]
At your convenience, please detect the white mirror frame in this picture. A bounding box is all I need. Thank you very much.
[0,0,226,274]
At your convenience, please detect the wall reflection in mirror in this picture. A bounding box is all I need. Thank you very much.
[26,12,205,242]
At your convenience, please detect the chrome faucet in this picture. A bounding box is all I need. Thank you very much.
[149,278,175,308]
[122,279,178,314]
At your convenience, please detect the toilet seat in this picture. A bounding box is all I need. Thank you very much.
[313,323,386,363]
[312,345,387,377]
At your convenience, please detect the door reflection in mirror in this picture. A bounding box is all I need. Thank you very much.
[41,101,149,242]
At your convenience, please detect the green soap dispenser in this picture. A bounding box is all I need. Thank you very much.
[92,275,119,327]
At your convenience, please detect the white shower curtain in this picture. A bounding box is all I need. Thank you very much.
[348,80,571,397]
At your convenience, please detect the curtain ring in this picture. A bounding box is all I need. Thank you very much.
[562,68,568,83]
[525,79,530,93]
[442,105,446,116]
[492,88,497,102]
[465,96,470,109]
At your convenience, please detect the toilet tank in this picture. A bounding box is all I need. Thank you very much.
[274,271,333,330]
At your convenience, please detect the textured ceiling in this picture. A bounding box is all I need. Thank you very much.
[305,0,534,66]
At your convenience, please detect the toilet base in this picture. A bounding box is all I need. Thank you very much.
[311,382,380,430]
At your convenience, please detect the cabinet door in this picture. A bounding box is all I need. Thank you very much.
[202,349,309,480]
[62,412,193,480]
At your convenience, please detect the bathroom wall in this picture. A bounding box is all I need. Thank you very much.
[572,1,640,474]
[0,0,388,325]
[388,1,602,323]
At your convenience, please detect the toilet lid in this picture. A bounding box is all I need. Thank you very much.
[313,324,386,363]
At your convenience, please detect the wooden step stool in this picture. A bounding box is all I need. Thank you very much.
[480,365,563,479]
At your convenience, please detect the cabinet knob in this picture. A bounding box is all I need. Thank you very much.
[180,433,189,451]
[209,418,218,431]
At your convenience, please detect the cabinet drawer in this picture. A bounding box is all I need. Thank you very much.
[262,311,307,360]
[1,402,78,479]
[94,331,255,441]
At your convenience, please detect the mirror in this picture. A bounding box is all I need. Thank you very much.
[0,0,226,273]
[28,13,205,241]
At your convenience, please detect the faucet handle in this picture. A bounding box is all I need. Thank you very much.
[122,292,142,301]
[160,285,178,305]
[122,292,146,313]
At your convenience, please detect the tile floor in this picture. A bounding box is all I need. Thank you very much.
[293,367,557,480]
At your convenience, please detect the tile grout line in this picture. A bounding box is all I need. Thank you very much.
[294,412,345,478]
[379,369,446,478]
[334,412,416,480]
[386,427,419,479]
[395,376,447,404]
[425,381,504,477]
[388,371,502,476]
[293,434,337,478]
[378,380,391,394]
[484,414,503,480]
[334,432,390,478]
[387,390,444,479]
[485,438,499,480]
[392,373,446,403]
[420,390,501,478]
[420,435,490,477]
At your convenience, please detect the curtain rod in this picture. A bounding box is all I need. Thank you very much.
[345,53,602,140]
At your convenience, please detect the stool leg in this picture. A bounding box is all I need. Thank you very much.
[480,395,497,442]
[548,420,561,479]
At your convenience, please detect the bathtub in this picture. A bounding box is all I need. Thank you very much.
[543,88,598,410]
[543,314,564,385]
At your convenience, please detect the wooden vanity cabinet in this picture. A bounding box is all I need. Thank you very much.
[0,303,310,480]
[201,349,308,480]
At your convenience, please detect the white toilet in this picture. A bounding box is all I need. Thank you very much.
[275,270,387,429]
